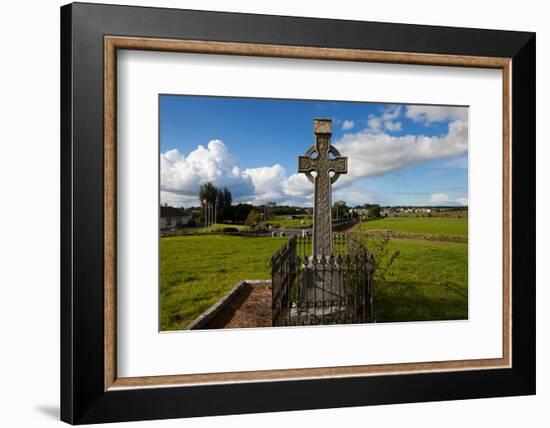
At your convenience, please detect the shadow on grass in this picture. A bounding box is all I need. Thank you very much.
[373,280,468,323]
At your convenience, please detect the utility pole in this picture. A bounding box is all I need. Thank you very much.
[203,199,207,228]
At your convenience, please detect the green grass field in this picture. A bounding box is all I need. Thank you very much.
[160,216,468,330]
[193,223,250,233]
[160,235,286,330]
[359,216,468,321]
[360,216,468,237]
[268,215,312,229]
[369,238,468,322]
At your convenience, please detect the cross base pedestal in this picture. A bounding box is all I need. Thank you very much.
[301,256,345,304]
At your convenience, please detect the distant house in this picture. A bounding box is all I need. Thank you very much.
[160,206,191,229]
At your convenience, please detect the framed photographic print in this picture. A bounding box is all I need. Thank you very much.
[60,2,536,424]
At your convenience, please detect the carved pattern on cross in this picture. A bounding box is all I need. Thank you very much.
[298,120,348,257]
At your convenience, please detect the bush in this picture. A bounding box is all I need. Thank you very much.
[368,235,401,282]
[352,231,400,282]
[245,209,263,228]
[221,227,239,233]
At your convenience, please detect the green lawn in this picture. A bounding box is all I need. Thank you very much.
[160,235,286,330]
[192,223,250,233]
[360,216,468,237]
[161,223,251,237]
[268,215,312,229]
[369,238,468,322]
[160,229,468,330]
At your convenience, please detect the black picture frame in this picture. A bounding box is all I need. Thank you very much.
[61,2,535,424]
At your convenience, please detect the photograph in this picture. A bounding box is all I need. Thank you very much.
[54,2,536,424]
[159,95,469,331]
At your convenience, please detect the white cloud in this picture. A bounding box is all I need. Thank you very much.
[428,194,469,206]
[161,107,468,207]
[342,120,355,130]
[405,105,468,124]
[366,106,402,133]
[160,190,197,206]
[384,121,402,132]
[283,173,312,197]
[333,185,380,207]
[367,115,382,131]
[382,105,401,121]
[160,140,313,206]
[160,140,255,205]
[334,118,468,183]
[430,193,449,203]
[243,164,287,204]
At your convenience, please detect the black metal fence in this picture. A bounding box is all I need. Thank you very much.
[271,234,374,326]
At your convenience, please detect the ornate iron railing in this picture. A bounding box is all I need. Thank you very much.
[271,234,374,326]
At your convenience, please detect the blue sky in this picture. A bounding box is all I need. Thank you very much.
[160,95,468,208]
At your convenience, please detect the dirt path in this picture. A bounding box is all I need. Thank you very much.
[343,221,361,234]
[204,284,272,329]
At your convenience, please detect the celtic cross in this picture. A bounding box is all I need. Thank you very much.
[298,119,348,257]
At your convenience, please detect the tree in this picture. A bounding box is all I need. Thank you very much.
[244,209,263,228]
[231,203,254,224]
[198,182,217,225]
[199,182,218,206]
[198,182,234,222]
[219,187,233,221]
[266,202,276,220]
[368,205,381,219]
[332,200,350,219]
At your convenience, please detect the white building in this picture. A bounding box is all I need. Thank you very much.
[160,206,191,229]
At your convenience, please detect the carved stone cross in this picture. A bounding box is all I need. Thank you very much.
[298,119,347,257]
